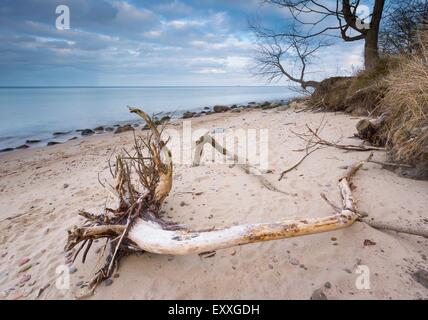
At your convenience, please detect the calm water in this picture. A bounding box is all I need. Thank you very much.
[0,86,293,149]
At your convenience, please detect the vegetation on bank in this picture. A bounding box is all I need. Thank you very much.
[307,33,428,179]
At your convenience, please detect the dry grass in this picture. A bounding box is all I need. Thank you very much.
[378,34,428,170]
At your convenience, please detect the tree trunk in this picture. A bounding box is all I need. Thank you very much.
[364,28,380,70]
[364,0,385,70]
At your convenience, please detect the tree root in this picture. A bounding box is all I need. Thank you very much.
[360,218,428,238]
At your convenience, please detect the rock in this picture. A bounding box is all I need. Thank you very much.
[63,183,69,189]
[412,269,428,289]
[213,105,230,113]
[261,102,278,110]
[311,288,328,300]
[113,273,120,278]
[28,280,37,286]
[47,141,61,146]
[19,264,32,273]
[15,144,29,149]
[18,258,30,266]
[53,131,70,136]
[182,111,196,119]
[94,126,104,132]
[36,284,50,298]
[356,116,385,142]
[76,281,84,287]
[230,250,236,256]
[363,239,376,246]
[68,137,78,141]
[203,107,210,110]
[231,108,241,113]
[69,266,77,274]
[19,274,31,285]
[289,258,300,266]
[180,201,188,207]
[324,282,332,289]
[26,139,41,144]
[81,129,95,136]
[0,148,14,153]
[160,115,171,122]
[114,125,134,134]
[105,127,114,132]
[104,278,113,286]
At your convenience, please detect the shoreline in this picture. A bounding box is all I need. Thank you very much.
[0,98,292,153]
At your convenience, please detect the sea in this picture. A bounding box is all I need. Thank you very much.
[0,86,294,150]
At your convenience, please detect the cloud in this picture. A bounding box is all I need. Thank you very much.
[0,0,366,86]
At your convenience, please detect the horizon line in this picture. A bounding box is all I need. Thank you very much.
[0,85,291,89]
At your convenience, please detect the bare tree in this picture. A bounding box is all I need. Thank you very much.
[252,31,328,90]
[252,0,386,73]
[380,0,428,54]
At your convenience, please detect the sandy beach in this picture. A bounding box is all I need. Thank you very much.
[0,106,427,300]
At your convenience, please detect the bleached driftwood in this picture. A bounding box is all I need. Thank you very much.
[66,108,369,290]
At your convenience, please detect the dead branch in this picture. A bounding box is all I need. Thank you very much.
[279,147,322,180]
[360,218,428,238]
[192,133,292,195]
[292,124,385,152]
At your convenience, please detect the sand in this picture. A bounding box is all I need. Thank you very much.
[0,106,427,300]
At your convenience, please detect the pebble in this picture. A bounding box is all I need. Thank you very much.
[363,239,376,246]
[104,278,113,286]
[19,274,31,285]
[289,258,300,266]
[63,183,69,189]
[230,250,236,256]
[36,284,50,298]
[19,264,32,273]
[76,281,84,287]
[324,282,332,289]
[1,252,7,258]
[412,269,428,289]
[180,201,188,207]
[18,257,30,266]
[311,288,328,300]
[113,273,120,279]
[69,266,78,274]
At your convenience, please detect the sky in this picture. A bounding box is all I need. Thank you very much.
[0,0,367,86]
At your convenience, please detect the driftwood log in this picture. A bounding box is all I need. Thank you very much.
[65,108,370,291]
